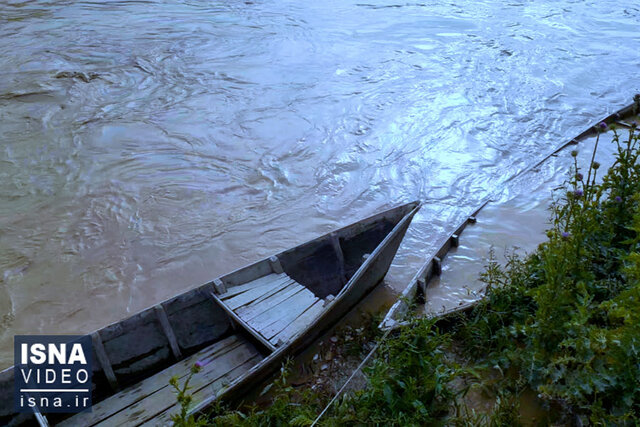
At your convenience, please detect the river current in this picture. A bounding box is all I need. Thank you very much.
[1,0,639,368]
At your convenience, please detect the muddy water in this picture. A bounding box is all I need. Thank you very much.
[1,1,639,368]
[425,128,626,317]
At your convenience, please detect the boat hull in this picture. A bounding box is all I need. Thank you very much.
[195,202,420,413]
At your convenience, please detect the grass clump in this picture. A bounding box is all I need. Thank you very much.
[204,318,461,426]
[455,122,640,424]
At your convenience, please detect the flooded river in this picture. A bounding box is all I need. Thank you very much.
[1,0,639,368]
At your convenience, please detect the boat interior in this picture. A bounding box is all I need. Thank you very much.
[0,204,413,426]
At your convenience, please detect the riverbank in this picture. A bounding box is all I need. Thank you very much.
[171,122,640,425]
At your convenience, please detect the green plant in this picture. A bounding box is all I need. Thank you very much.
[454,122,640,423]
[207,359,321,426]
[332,318,461,426]
[170,363,208,427]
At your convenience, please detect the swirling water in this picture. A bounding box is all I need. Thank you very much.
[0,0,639,368]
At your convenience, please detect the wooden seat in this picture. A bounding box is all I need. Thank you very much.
[221,273,325,347]
[60,335,261,426]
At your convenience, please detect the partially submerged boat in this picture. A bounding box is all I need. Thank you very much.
[379,203,486,330]
[0,201,419,426]
[381,97,640,330]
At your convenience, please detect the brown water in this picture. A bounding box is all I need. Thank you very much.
[1,0,639,369]
[424,129,623,315]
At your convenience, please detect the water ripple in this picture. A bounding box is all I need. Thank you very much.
[0,0,639,367]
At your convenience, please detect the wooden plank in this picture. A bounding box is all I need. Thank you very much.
[261,300,318,340]
[258,291,319,339]
[154,305,182,360]
[213,278,226,294]
[247,273,288,289]
[60,335,242,427]
[269,256,284,274]
[94,341,260,426]
[270,299,325,345]
[330,232,346,281]
[224,278,289,311]
[235,280,299,321]
[245,286,306,329]
[206,288,277,353]
[234,279,295,318]
[91,332,119,392]
[220,273,287,300]
[221,259,272,287]
[141,355,262,426]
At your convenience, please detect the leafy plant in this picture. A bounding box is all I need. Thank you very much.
[454,122,640,423]
[170,363,208,427]
[333,318,460,426]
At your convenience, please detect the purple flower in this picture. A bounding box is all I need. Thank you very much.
[191,360,205,373]
[632,121,638,128]
[615,196,622,203]
[561,231,570,239]
[576,173,584,181]
[574,189,583,197]
[599,122,608,130]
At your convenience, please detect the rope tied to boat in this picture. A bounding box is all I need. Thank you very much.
[310,326,393,426]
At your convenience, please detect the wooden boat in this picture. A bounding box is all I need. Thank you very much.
[0,201,419,426]
[379,203,486,330]
[381,97,640,330]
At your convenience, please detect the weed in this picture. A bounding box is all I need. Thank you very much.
[454,123,640,423]
[170,363,208,427]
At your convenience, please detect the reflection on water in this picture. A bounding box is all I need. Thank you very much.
[425,130,623,315]
[1,0,639,368]
[419,129,626,424]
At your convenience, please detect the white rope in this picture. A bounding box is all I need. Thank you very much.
[310,327,393,427]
